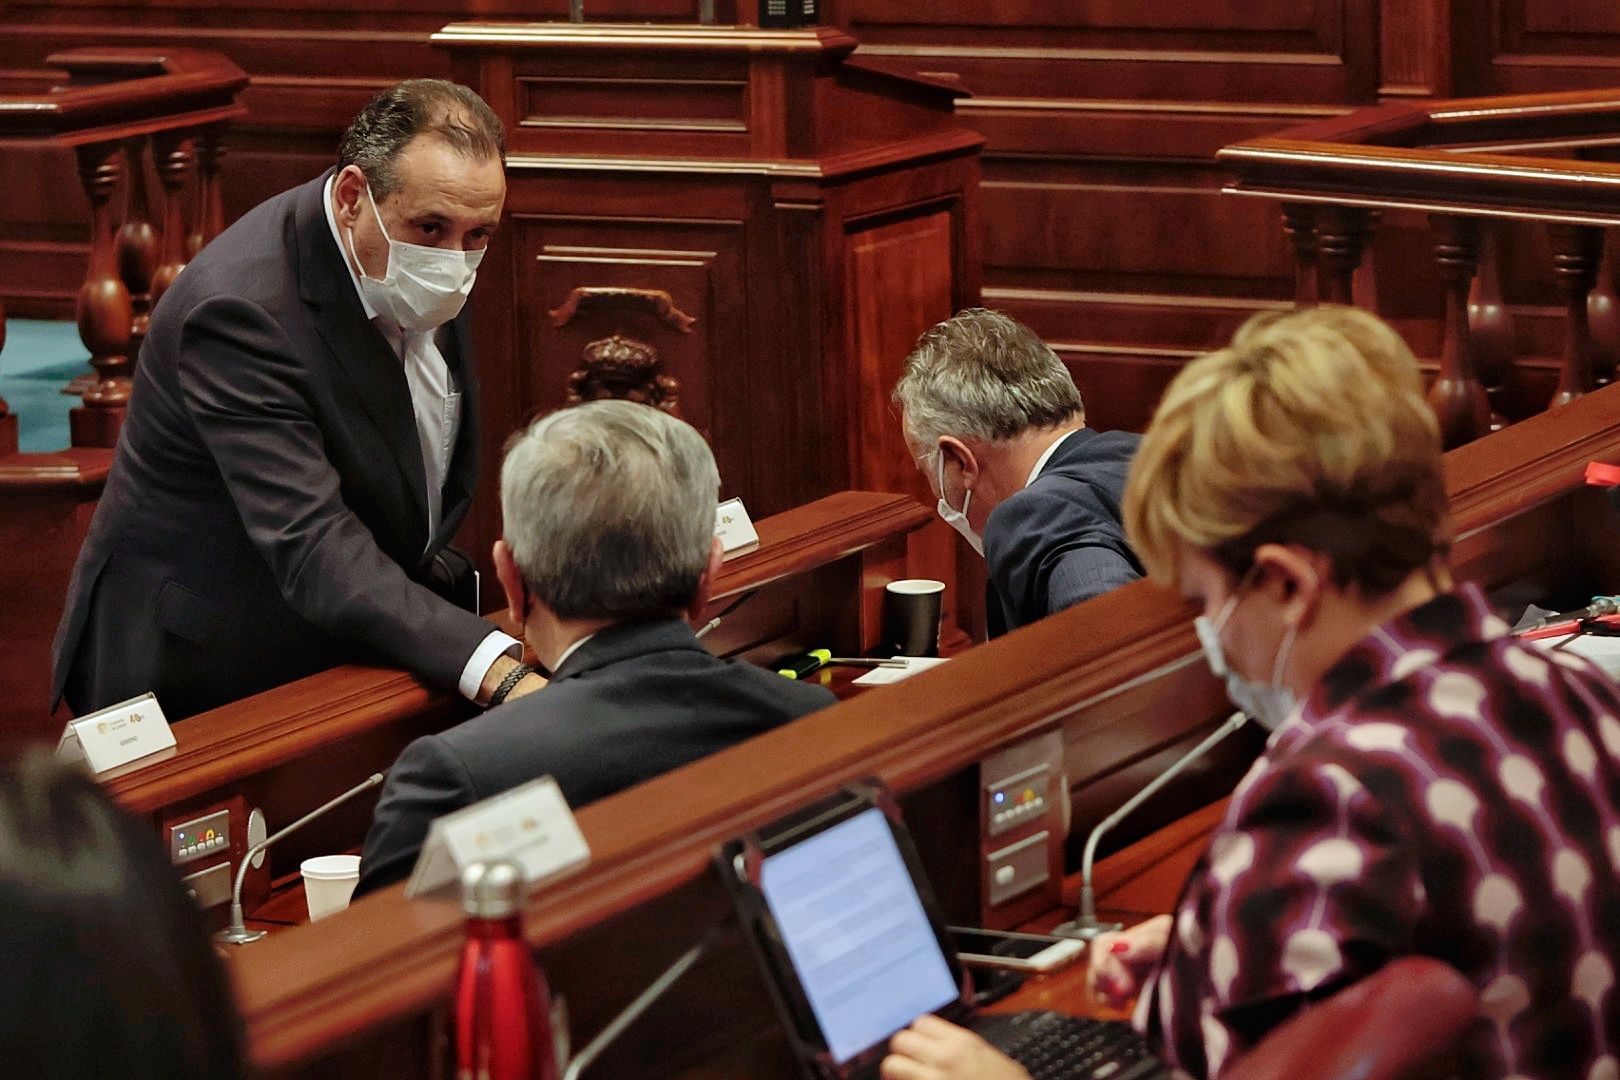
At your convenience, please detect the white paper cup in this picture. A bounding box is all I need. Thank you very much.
[301,854,361,921]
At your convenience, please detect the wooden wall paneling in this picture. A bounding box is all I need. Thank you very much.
[1381,0,1457,99]
[835,0,1384,437]
[0,453,110,747]
[521,216,750,458]
[838,202,969,639]
[842,207,953,493]
[1491,0,1620,93]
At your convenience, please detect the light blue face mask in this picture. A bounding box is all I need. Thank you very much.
[1195,591,1298,731]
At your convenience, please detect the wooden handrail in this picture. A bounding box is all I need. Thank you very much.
[0,47,247,449]
[0,48,247,146]
[1220,87,1620,447]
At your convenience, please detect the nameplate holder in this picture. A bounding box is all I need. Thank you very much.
[56,692,176,776]
[715,497,760,555]
[405,775,591,899]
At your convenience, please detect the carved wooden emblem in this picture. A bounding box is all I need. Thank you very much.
[564,333,682,417]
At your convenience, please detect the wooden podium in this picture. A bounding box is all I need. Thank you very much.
[437,21,984,625]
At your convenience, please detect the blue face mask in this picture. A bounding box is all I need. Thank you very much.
[1195,590,1298,731]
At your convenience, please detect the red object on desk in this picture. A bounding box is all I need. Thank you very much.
[1585,461,1620,487]
[1517,612,1620,641]
[455,862,560,1080]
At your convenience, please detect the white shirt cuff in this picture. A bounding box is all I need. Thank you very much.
[458,630,523,702]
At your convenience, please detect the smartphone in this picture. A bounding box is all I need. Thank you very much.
[949,927,1085,973]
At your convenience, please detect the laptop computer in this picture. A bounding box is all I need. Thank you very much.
[714,780,1168,1080]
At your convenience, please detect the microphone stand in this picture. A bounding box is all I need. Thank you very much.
[215,772,385,946]
[561,926,723,1080]
[1053,712,1247,942]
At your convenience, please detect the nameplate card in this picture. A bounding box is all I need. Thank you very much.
[406,775,592,899]
[715,497,760,555]
[57,692,176,775]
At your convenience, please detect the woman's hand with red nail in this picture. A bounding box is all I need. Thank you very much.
[1086,915,1173,1008]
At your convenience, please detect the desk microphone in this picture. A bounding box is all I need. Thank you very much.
[1053,712,1248,942]
[694,589,758,642]
[215,772,385,946]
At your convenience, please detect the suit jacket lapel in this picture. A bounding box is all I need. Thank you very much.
[294,173,430,539]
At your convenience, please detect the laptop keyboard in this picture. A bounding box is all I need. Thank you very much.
[977,1010,1165,1080]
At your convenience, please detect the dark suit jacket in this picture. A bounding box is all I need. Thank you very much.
[51,172,496,721]
[355,619,836,895]
[984,428,1144,637]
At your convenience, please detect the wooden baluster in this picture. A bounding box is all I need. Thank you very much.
[1314,205,1375,306]
[0,298,14,456]
[1467,223,1514,430]
[1428,215,1491,449]
[115,137,159,365]
[1547,223,1605,409]
[1281,204,1318,308]
[150,132,195,308]
[188,124,227,258]
[70,141,135,449]
[1587,230,1619,387]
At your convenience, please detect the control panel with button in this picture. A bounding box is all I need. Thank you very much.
[985,763,1050,838]
[169,809,231,866]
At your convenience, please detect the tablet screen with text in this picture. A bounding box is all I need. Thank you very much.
[758,806,958,1063]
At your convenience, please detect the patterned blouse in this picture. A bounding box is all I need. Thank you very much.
[1138,584,1620,1078]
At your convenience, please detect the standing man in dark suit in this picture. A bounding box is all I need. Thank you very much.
[355,401,835,895]
[52,80,543,722]
[893,308,1144,637]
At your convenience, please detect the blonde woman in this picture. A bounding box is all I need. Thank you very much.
[880,307,1620,1080]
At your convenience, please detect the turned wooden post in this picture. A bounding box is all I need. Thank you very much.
[151,132,195,308]
[1281,204,1319,308]
[1547,223,1605,409]
[115,137,159,364]
[0,299,14,456]
[1467,224,1514,427]
[1587,230,1619,387]
[71,140,135,449]
[1428,215,1491,448]
[189,124,228,259]
[1315,205,1375,306]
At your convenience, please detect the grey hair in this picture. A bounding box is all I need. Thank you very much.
[500,401,720,621]
[892,308,1083,452]
[338,79,505,199]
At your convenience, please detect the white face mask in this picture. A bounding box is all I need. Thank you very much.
[1195,590,1298,731]
[348,180,484,333]
[935,452,984,557]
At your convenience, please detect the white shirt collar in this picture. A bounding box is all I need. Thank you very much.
[322,173,380,323]
[551,633,595,674]
[1026,429,1080,488]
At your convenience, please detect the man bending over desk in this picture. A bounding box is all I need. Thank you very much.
[355,401,835,895]
[893,309,1143,637]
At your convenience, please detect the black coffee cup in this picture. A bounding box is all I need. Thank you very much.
[882,579,945,657]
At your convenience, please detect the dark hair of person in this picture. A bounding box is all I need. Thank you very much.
[0,751,245,1080]
[337,78,506,198]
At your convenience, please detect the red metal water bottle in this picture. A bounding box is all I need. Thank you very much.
[454,860,560,1080]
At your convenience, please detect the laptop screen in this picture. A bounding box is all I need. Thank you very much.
[758,806,960,1063]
